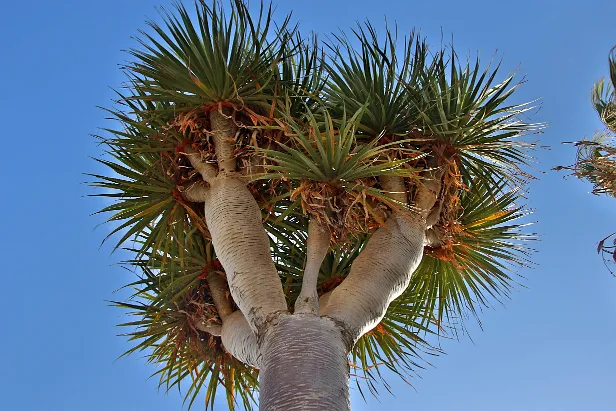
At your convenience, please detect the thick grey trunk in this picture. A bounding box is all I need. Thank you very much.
[259,315,351,411]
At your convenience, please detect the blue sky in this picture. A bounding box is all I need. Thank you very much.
[2,0,616,410]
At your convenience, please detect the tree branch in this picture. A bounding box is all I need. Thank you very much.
[195,322,222,337]
[221,311,262,368]
[179,181,209,203]
[414,167,443,218]
[202,113,288,334]
[183,146,217,183]
[379,175,407,206]
[294,219,331,315]
[318,291,333,314]
[211,109,238,173]
[321,213,426,347]
[322,168,445,347]
[206,271,234,321]
[425,226,445,247]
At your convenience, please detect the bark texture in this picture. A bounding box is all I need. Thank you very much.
[259,315,350,411]
[380,174,408,205]
[210,109,238,173]
[203,175,288,332]
[195,110,288,333]
[321,213,426,345]
[206,272,233,320]
[221,311,261,368]
[294,220,331,315]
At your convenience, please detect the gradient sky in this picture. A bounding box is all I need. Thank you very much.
[3,0,616,410]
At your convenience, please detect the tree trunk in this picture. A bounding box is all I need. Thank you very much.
[202,175,288,332]
[259,315,351,411]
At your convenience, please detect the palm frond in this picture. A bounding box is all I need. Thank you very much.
[570,136,616,197]
[412,51,542,188]
[256,105,419,237]
[324,23,428,137]
[591,46,616,133]
[277,33,327,118]
[408,176,535,329]
[260,106,417,181]
[126,0,292,110]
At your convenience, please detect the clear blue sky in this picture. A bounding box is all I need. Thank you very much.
[2,0,616,410]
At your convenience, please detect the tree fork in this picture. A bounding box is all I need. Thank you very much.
[321,173,443,344]
[184,111,289,333]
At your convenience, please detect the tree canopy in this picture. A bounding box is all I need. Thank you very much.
[555,46,616,271]
[92,1,541,409]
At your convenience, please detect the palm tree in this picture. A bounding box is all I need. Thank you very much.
[92,1,540,409]
[555,47,616,271]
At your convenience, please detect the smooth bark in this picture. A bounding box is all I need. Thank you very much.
[321,174,441,345]
[203,174,288,332]
[379,174,408,205]
[210,109,238,173]
[206,271,233,320]
[294,219,331,315]
[186,111,288,333]
[259,315,351,411]
[321,213,426,344]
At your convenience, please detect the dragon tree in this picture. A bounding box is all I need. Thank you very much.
[92,1,541,409]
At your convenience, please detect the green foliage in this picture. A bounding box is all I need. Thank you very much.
[127,0,292,110]
[260,107,416,182]
[566,46,616,196]
[92,0,538,408]
[591,47,616,133]
[324,24,429,137]
[557,46,616,273]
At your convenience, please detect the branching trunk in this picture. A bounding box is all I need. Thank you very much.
[321,174,442,345]
[185,111,289,333]
[294,219,331,315]
[186,115,445,407]
[259,315,351,411]
[321,213,426,344]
